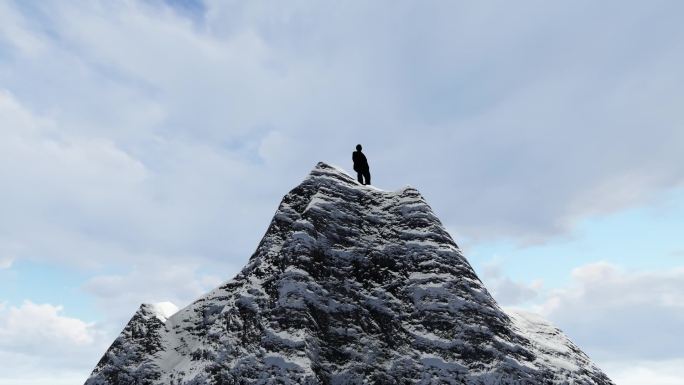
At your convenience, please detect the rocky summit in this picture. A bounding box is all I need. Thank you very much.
[86,162,614,385]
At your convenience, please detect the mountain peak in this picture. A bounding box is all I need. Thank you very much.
[86,163,614,385]
[307,161,413,194]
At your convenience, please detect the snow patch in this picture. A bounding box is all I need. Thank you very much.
[149,301,179,322]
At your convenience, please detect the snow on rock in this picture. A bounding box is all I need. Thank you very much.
[149,302,179,322]
[85,162,614,385]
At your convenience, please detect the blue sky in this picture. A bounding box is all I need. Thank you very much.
[468,187,684,285]
[0,1,683,384]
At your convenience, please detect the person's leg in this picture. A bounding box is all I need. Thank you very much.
[364,170,371,185]
[357,172,364,185]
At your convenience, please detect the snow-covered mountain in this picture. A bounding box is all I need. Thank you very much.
[86,162,614,385]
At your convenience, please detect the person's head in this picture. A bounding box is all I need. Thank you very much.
[356,144,362,151]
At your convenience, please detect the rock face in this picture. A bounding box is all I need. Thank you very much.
[86,162,614,385]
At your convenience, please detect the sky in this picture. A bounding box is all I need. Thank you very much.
[0,1,682,384]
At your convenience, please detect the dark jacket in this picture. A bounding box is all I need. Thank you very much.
[352,151,369,172]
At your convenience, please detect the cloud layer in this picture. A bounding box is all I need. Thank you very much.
[1,1,682,275]
[539,262,684,362]
[0,301,105,383]
[0,301,95,351]
[492,261,684,384]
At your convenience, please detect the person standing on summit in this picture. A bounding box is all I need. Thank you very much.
[352,144,371,185]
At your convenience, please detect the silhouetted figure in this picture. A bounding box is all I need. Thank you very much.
[352,144,371,185]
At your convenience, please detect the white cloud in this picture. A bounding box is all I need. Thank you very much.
[0,1,681,275]
[0,301,95,350]
[258,131,299,166]
[83,260,230,325]
[0,89,278,270]
[493,261,684,382]
[0,2,46,55]
[480,262,542,305]
[0,300,111,382]
[0,90,151,267]
[0,92,148,196]
[0,256,13,269]
[537,262,684,362]
[0,350,91,385]
[601,358,684,385]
